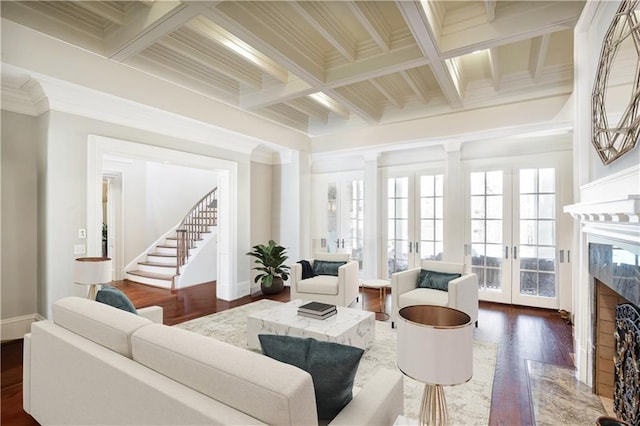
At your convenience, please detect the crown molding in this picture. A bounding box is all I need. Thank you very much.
[1,79,48,116]
[31,73,264,155]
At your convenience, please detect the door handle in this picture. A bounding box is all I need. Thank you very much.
[505,246,509,259]
[415,242,419,253]
[559,250,565,263]
[409,242,413,253]
[513,246,518,260]
[341,239,345,248]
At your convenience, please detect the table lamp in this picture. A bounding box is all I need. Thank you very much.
[74,257,112,299]
[397,305,473,426]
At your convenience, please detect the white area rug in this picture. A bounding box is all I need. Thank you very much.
[176,299,497,425]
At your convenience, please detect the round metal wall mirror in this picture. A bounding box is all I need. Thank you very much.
[592,0,640,165]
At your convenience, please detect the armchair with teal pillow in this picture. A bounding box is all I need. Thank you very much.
[290,252,360,307]
[391,260,478,328]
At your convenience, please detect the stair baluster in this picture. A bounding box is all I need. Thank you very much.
[174,188,218,289]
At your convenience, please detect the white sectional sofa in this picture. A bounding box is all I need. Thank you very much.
[23,297,403,425]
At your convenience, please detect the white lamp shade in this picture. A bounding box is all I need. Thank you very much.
[74,257,112,285]
[397,305,473,386]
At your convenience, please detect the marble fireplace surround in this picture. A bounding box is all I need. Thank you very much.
[564,164,640,389]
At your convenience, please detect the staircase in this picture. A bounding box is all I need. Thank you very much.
[126,188,218,289]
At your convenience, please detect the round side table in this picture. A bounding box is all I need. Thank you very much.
[361,279,391,321]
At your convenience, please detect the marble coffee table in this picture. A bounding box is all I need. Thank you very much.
[247,299,375,350]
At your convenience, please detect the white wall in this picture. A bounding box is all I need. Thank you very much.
[37,110,251,317]
[1,111,40,339]
[145,162,218,242]
[250,161,273,292]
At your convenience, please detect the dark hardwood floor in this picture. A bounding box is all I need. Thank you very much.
[1,280,573,426]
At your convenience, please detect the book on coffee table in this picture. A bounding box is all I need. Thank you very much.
[298,301,336,315]
[298,309,337,320]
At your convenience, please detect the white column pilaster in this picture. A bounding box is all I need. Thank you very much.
[363,152,380,278]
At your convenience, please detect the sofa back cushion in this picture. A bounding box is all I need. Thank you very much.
[314,252,350,262]
[131,324,317,426]
[52,296,151,358]
[420,260,464,274]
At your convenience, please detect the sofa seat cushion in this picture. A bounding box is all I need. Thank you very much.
[297,276,339,295]
[52,296,151,358]
[399,288,449,309]
[131,324,317,426]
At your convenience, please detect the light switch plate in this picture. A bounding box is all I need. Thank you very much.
[78,229,86,239]
[74,244,86,255]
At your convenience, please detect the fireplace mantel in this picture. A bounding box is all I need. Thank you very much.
[564,165,640,247]
[564,195,640,223]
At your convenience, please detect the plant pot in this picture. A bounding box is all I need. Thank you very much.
[261,276,284,295]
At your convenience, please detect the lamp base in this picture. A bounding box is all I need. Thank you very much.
[87,284,98,300]
[419,383,448,426]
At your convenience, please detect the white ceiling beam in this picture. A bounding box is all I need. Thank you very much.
[400,69,429,104]
[371,78,403,109]
[75,2,126,26]
[440,1,583,57]
[289,2,357,62]
[484,0,497,23]
[325,45,428,88]
[488,48,501,90]
[529,34,551,83]
[106,2,200,61]
[345,2,391,52]
[287,99,330,124]
[396,1,464,109]
[240,78,314,109]
[185,16,289,84]
[157,35,262,89]
[308,93,351,119]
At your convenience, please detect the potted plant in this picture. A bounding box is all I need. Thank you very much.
[246,240,290,295]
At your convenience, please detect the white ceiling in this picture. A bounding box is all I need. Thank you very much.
[1,1,584,139]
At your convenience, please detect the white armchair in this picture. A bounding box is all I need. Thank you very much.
[289,252,360,307]
[391,260,478,328]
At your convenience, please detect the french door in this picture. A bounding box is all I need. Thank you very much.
[311,171,365,272]
[468,166,560,308]
[326,179,364,269]
[385,171,444,278]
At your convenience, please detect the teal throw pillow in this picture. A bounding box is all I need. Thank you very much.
[258,334,364,421]
[416,269,462,291]
[95,285,138,314]
[312,260,346,276]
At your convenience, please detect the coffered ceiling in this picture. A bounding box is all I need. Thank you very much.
[1,1,584,137]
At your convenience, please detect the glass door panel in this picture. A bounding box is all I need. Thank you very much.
[387,177,410,276]
[513,168,557,308]
[327,183,338,253]
[419,175,444,261]
[470,170,508,301]
[344,180,364,269]
[385,172,444,278]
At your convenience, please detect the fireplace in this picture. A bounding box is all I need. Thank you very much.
[589,242,640,425]
[563,164,639,423]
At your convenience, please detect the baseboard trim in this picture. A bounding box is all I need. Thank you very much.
[1,314,42,342]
